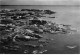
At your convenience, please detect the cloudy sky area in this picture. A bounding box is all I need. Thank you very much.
[0,0,80,5]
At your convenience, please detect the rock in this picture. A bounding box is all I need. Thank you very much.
[66,45,77,49]
[0,19,13,24]
[14,34,39,42]
[49,17,55,18]
[50,39,54,41]
[39,50,47,54]
[0,37,12,45]
[39,29,43,32]
[14,35,30,41]
[10,48,18,51]
[24,50,28,54]
[43,44,47,46]
[49,30,55,34]
[29,20,47,25]
[39,44,44,47]
[25,33,43,39]
[24,44,40,48]
[24,36,31,39]
[46,38,50,40]
[46,41,50,43]
[24,35,39,40]
[0,40,4,44]
[33,28,44,34]
[39,51,43,54]
[26,29,34,33]
[65,45,79,53]
[44,10,56,15]
[32,50,38,54]
[38,40,46,43]
[30,37,38,40]
[33,34,43,38]
[2,45,20,51]
[33,29,43,34]
[13,45,21,49]
[2,46,9,50]
[43,50,47,52]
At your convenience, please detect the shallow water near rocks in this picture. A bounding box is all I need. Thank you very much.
[43,33,80,54]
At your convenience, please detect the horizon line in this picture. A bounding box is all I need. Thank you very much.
[0,5,80,6]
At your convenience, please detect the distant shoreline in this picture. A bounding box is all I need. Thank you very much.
[0,5,80,6]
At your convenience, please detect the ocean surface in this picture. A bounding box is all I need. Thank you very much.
[1,5,80,54]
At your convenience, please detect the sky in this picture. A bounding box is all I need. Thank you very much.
[1,0,80,5]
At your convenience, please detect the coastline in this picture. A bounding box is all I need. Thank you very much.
[0,7,79,54]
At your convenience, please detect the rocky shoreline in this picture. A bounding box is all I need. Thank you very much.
[0,9,77,54]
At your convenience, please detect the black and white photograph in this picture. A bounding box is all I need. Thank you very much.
[0,0,80,54]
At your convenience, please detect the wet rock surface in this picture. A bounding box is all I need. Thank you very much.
[0,9,78,54]
[64,44,79,54]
